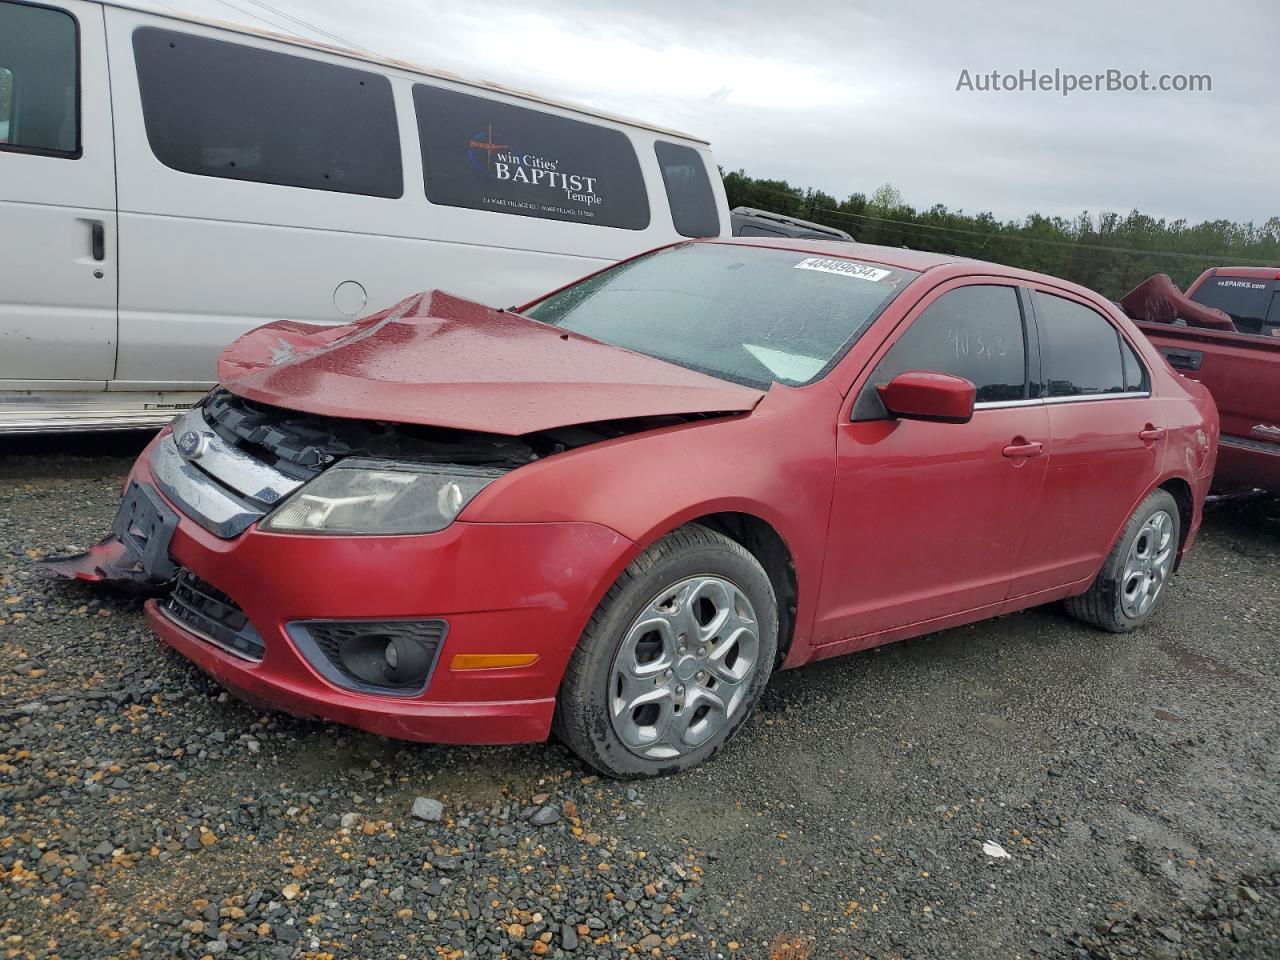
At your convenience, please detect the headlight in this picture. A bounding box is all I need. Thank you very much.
[260,459,504,535]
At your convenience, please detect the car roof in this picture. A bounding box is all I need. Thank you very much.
[100,0,709,144]
[1208,267,1280,280]
[701,237,975,272]
[699,237,1121,303]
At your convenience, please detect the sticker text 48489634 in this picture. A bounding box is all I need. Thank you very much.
[793,257,891,282]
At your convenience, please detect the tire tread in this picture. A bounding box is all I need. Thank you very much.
[554,524,773,778]
[1064,489,1179,633]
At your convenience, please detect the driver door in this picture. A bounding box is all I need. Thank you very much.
[812,280,1050,647]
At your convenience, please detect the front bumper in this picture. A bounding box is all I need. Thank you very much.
[80,444,636,745]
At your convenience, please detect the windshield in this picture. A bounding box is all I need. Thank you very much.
[526,243,918,389]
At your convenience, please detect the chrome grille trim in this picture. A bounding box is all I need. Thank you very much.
[170,406,305,507]
[150,436,266,538]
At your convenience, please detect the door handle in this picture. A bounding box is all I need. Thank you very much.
[1139,426,1166,442]
[90,222,105,261]
[1002,440,1043,459]
[1160,347,1203,371]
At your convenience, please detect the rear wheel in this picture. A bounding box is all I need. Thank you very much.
[1065,489,1180,633]
[556,525,777,778]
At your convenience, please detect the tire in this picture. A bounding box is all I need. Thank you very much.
[1065,489,1181,633]
[555,524,778,779]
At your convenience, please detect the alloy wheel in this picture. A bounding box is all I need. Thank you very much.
[1120,509,1175,618]
[608,576,760,760]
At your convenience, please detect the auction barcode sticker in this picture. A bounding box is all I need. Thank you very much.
[794,257,891,282]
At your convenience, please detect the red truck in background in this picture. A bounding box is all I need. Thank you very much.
[1122,267,1280,493]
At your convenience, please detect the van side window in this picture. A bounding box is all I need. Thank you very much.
[132,28,402,198]
[413,84,649,230]
[654,141,719,237]
[0,1,79,156]
[1036,292,1129,397]
[853,284,1027,419]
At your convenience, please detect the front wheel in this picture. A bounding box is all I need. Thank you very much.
[555,525,778,778]
[1065,489,1181,633]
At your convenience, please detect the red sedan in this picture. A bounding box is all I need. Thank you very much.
[49,239,1219,777]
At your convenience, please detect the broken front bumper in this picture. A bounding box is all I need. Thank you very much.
[47,430,636,745]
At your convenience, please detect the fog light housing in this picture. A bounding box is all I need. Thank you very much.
[382,634,433,685]
[288,620,448,696]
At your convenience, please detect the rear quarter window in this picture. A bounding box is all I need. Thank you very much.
[132,27,403,198]
[414,84,649,230]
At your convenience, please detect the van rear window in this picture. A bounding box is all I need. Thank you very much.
[654,141,719,237]
[413,84,649,230]
[132,28,402,198]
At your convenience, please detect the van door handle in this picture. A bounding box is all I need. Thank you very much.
[1139,426,1166,442]
[90,222,105,261]
[1002,439,1043,459]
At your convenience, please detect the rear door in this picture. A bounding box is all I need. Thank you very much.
[0,0,116,384]
[815,280,1050,645]
[1010,288,1164,596]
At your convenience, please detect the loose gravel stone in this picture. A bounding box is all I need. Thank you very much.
[531,804,562,826]
[1,435,1277,959]
[410,795,443,822]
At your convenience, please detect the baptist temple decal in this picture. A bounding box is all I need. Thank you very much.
[468,124,603,210]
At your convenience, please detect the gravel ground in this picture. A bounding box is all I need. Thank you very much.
[1,432,1277,960]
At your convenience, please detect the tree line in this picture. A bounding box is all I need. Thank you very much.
[722,170,1280,300]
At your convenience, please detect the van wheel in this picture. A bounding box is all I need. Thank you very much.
[555,525,777,779]
[1065,489,1180,633]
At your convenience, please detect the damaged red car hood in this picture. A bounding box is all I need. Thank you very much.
[218,291,765,435]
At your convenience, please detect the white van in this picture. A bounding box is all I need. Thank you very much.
[0,0,729,432]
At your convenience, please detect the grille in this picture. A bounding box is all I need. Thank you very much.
[204,388,354,480]
[295,620,447,695]
[163,571,264,661]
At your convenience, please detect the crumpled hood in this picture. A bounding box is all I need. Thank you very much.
[218,290,765,435]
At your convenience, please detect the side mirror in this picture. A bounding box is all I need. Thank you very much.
[876,371,976,424]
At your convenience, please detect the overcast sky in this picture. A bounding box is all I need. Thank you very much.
[142,0,1278,227]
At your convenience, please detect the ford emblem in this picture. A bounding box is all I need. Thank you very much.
[177,430,210,460]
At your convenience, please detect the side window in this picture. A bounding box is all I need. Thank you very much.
[0,1,79,156]
[132,28,402,198]
[855,284,1026,419]
[737,223,786,237]
[1036,292,1127,397]
[0,67,10,143]
[654,141,719,237]
[413,84,649,230]
[1119,336,1150,392]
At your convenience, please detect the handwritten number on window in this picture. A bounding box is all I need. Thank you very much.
[948,326,1007,361]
